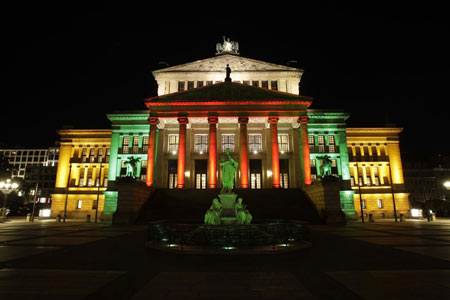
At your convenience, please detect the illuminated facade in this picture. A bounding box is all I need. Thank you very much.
[51,130,111,219]
[50,39,410,220]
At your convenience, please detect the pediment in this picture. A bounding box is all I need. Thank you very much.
[153,54,302,73]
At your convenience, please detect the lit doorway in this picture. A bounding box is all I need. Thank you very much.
[250,159,262,189]
[167,159,177,189]
[280,159,289,188]
[195,160,207,189]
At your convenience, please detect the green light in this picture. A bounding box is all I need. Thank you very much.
[222,246,236,250]
[279,243,289,247]
[161,238,168,242]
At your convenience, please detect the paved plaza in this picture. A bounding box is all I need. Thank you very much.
[1,218,450,299]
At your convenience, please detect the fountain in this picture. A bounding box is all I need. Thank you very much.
[146,149,311,254]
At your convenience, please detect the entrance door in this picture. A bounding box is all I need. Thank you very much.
[280,159,289,188]
[195,160,207,189]
[250,159,262,189]
[167,159,177,189]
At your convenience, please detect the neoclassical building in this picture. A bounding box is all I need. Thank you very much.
[51,39,410,221]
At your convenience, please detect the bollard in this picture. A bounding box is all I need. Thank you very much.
[400,214,405,222]
[431,213,436,221]
[56,215,62,223]
[26,213,32,222]
[86,214,91,223]
[368,214,374,222]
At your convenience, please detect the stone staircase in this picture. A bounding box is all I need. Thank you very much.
[135,188,323,224]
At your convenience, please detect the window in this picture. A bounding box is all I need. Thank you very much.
[206,81,213,86]
[328,136,336,153]
[187,81,194,90]
[361,199,366,209]
[122,136,130,154]
[89,148,95,162]
[248,134,262,154]
[377,199,383,209]
[278,134,289,153]
[98,148,104,162]
[197,81,203,88]
[92,200,98,209]
[270,81,278,90]
[168,134,179,153]
[194,134,208,154]
[308,135,315,152]
[77,200,82,209]
[222,134,235,152]
[243,81,250,86]
[82,148,88,162]
[252,80,259,87]
[178,81,185,92]
[261,80,268,89]
[142,136,149,152]
[132,136,139,154]
[318,136,325,153]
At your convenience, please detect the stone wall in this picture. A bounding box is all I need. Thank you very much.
[112,179,155,225]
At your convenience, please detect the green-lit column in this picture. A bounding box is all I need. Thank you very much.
[108,132,120,181]
[337,131,351,180]
[337,130,357,216]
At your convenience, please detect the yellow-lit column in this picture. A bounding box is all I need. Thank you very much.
[55,143,72,188]
[387,143,404,184]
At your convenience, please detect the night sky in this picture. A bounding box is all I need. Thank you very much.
[1,3,448,155]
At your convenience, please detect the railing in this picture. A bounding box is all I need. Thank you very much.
[309,145,340,154]
[349,155,389,162]
[148,219,309,251]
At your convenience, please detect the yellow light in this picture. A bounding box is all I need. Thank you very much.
[185,171,190,177]
[267,170,272,177]
[444,181,450,189]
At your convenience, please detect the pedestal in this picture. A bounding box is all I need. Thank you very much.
[218,193,238,224]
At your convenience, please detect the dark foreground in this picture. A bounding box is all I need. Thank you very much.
[1,218,450,299]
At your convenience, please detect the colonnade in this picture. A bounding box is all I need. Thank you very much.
[145,114,311,189]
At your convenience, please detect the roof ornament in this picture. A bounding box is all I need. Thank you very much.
[216,36,239,55]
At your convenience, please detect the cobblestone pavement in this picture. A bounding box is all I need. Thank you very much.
[1,218,450,299]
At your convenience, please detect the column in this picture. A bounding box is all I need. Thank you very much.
[177,116,189,189]
[146,116,159,187]
[208,115,218,189]
[238,116,249,188]
[269,116,280,188]
[298,116,312,185]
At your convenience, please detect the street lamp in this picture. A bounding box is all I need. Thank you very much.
[444,181,450,190]
[0,179,20,218]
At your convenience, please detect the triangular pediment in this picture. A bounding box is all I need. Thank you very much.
[153,54,302,73]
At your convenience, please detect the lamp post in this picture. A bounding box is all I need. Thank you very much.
[358,179,365,223]
[388,163,398,222]
[0,179,19,219]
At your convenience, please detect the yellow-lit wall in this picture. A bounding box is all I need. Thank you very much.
[347,128,410,218]
[51,129,111,219]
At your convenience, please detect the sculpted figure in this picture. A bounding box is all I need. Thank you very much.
[220,148,238,193]
[124,156,141,178]
[204,198,223,225]
[234,197,253,224]
[318,155,332,177]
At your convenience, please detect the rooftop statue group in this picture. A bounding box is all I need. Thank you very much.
[204,148,253,225]
[216,36,240,55]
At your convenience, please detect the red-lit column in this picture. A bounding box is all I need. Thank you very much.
[177,116,188,189]
[269,116,280,188]
[239,116,249,188]
[208,115,218,189]
[146,116,159,187]
[298,115,312,185]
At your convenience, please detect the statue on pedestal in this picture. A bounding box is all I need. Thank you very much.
[204,198,223,225]
[318,155,332,178]
[124,156,141,178]
[234,197,253,224]
[219,148,238,193]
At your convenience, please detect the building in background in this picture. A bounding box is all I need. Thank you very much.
[49,38,410,220]
[0,145,60,204]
